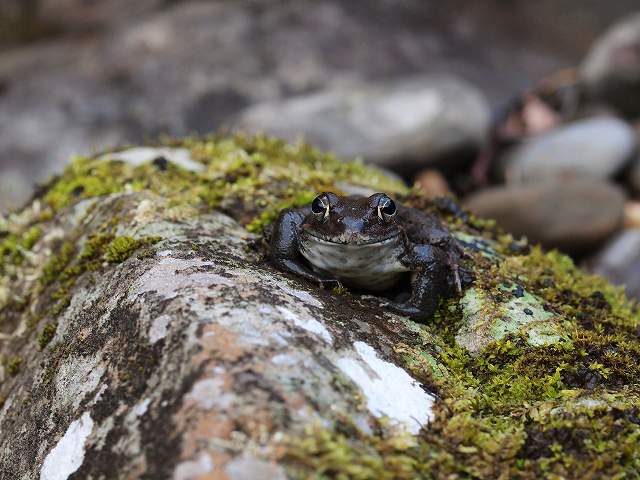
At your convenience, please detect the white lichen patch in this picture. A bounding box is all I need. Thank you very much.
[186,376,235,410]
[55,354,105,411]
[40,411,94,480]
[149,314,172,344]
[134,257,233,299]
[270,353,298,366]
[225,456,287,480]
[173,452,214,480]
[275,281,323,309]
[99,147,205,172]
[131,398,152,418]
[336,341,434,434]
[133,198,160,225]
[276,306,332,343]
[457,286,569,353]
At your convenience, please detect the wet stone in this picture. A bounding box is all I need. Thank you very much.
[589,228,640,301]
[465,180,626,255]
[236,75,490,174]
[502,117,636,184]
[582,12,640,117]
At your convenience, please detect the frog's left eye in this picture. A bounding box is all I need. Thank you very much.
[311,194,330,220]
[378,197,396,221]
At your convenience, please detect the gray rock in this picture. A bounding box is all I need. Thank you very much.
[0,190,438,478]
[581,12,640,117]
[457,284,570,354]
[236,75,490,173]
[589,229,640,301]
[629,155,640,194]
[502,117,636,184]
[2,141,639,477]
[465,180,626,254]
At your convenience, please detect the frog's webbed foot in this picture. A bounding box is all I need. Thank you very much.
[271,257,339,287]
[395,244,452,322]
[451,264,462,295]
[383,300,433,322]
[438,238,467,295]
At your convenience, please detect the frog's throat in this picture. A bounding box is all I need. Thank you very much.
[299,230,401,246]
[298,231,408,290]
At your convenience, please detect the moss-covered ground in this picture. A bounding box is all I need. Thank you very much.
[1,134,639,478]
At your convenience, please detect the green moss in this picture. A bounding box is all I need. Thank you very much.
[37,323,57,350]
[40,241,75,286]
[39,134,406,233]
[0,225,42,271]
[105,236,161,263]
[21,226,42,250]
[6,355,22,376]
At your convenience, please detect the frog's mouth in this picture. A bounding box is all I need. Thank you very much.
[300,229,401,246]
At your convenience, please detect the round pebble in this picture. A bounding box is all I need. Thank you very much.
[465,180,626,255]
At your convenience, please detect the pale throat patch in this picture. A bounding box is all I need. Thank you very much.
[299,233,409,290]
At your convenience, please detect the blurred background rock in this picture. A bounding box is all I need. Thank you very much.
[3,0,640,298]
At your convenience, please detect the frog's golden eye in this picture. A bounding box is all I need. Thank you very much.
[311,194,330,220]
[378,196,396,221]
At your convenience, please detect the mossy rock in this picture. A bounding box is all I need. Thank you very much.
[0,134,639,479]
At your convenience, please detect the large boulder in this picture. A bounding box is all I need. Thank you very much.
[1,135,639,479]
[501,116,636,184]
[236,75,491,174]
[581,12,640,117]
[589,228,640,301]
[464,180,626,255]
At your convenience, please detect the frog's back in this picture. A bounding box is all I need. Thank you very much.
[397,205,451,245]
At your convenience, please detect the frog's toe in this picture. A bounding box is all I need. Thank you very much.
[383,300,432,322]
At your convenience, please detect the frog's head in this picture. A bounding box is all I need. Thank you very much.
[301,192,400,245]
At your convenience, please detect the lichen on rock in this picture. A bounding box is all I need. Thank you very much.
[0,134,639,479]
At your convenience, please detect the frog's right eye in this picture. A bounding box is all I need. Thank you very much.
[311,194,330,220]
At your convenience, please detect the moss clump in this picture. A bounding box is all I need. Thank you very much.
[283,423,423,480]
[40,241,75,286]
[105,236,161,263]
[6,355,22,376]
[40,134,406,233]
[37,323,57,350]
[0,225,42,271]
[36,233,162,318]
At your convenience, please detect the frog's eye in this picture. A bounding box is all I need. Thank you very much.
[311,194,330,220]
[378,197,396,221]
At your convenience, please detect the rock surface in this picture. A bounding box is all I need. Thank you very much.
[414,169,451,198]
[465,180,626,255]
[236,75,491,173]
[628,152,640,194]
[502,116,636,184]
[1,136,640,479]
[582,12,640,117]
[590,229,640,301]
[2,195,435,478]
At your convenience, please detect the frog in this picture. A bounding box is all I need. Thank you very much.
[268,192,467,321]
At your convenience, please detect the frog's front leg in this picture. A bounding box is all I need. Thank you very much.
[386,244,452,322]
[269,208,337,286]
